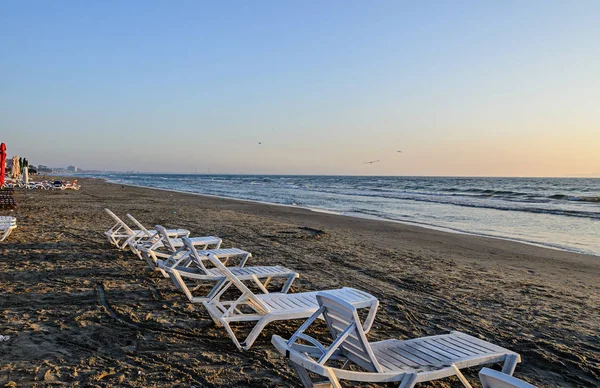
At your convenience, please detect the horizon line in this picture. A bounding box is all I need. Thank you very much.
[68,171,600,179]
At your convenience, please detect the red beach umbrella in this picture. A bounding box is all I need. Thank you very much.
[0,143,6,187]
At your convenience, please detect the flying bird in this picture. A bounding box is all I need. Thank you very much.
[397,150,402,153]
[363,160,380,164]
[258,142,262,145]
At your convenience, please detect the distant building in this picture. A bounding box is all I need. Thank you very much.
[38,165,52,173]
[67,165,78,172]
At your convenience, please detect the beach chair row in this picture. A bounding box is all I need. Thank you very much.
[104,209,535,388]
[3,179,81,190]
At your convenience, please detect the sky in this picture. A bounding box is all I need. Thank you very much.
[1,1,599,177]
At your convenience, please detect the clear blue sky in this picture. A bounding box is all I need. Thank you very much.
[1,1,598,176]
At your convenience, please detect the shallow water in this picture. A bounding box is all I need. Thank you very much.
[86,174,600,256]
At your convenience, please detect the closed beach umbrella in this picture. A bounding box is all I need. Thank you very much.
[23,166,29,185]
[11,156,20,179]
[0,143,5,186]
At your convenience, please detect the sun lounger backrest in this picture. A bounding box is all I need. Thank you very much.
[194,239,271,313]
[479,368,536,388]
[155,225,177,251]
[126,214,153,236]
[181,238,210,274]
[104,209,133,234]
[316,292,383,372]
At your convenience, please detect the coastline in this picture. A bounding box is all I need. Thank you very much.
[105,177,600,258]
[1,177,598,386]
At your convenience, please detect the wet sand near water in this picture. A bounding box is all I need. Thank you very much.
[1,177,598,387]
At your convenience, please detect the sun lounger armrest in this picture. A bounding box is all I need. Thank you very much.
[354,293,379,334]
[272,335,334,376]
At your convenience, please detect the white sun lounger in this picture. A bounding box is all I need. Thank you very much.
[272,292,521,388]
[104,209,190,251]
[125,214,189,258]
[157,237,299,303]
[139,225,221,275]
[479,368,536,388]
[200,247,379,350]
[104,209,148,249]
[0,216,17,242]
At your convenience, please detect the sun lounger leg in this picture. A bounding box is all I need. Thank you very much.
[158,267,169,278]
[241,318,270,350]
[398,373,417,388]
[288,362,337,388]
[239,253,250,267]
[118,238,130,250]
[501,354,519,376]
[322,367,343,388]
[291,362,315,387]
[221,319,244,350]
[281,274,296,293]
[451,365,473,387]
[143,252,158,271]
[206,278,227,300]
[168,272,184,292]
[262,277,272,288]
[250,275,270,294]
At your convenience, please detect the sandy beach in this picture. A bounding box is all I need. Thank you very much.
[0,177,598,387]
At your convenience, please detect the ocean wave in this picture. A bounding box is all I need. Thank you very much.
[549,194,600,203]
[298,188,600,219]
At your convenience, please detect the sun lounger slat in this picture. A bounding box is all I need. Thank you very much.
[383,346,422,368]
[373,354,398,371]
[375,349,413,371]
[431,337,477,356]
[423,338,471,358]
[453,332,508,352]
[447,334,497,354]
[374,346,413,370]
[397,344,443,365]
[436,336,487,355]
[407,342,458,362]
[282,296,308,309]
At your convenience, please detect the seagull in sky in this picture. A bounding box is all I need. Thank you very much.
[363,160,380,164]
[397,150,402,153]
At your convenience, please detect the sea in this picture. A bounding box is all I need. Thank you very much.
[86,174,600,257]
